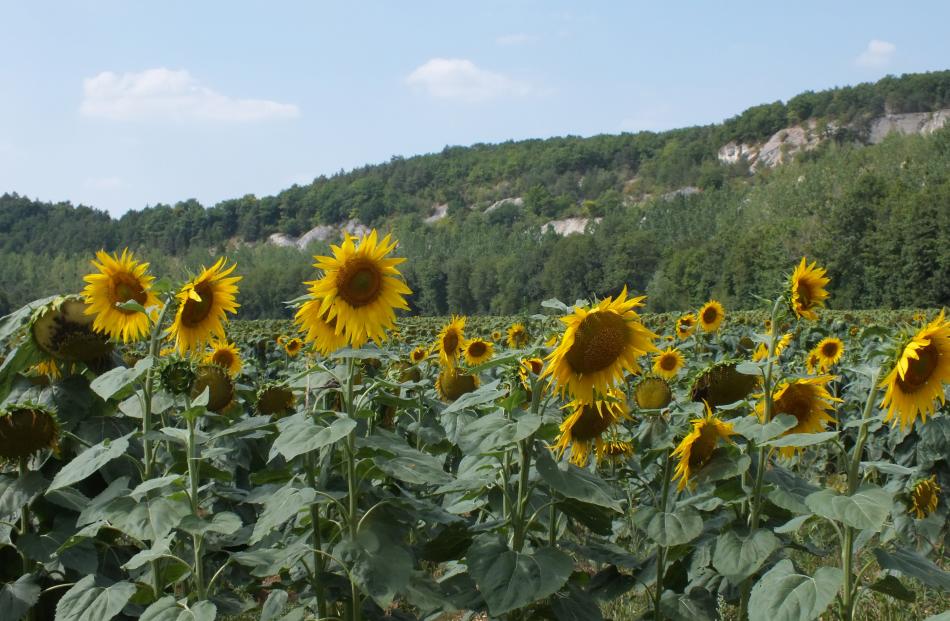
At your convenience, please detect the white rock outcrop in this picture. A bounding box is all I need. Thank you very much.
[484,197,523,213]
[868,110,950,144]
[424,203,448,224]
[541,217,601,236]
[267,219,370,250]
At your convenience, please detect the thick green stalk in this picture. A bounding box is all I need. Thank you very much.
[512,437,533,553]
[653,450,673,620]
[19,456,32,576]
[306,453,328,619]
[142,301,171,479]
[342,357,362,621]
[186,415,206,600]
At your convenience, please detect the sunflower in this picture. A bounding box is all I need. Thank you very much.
[191,364,234,413]
[600,439,634,465]
[435,315,466,368]
[690,361,760,407]
[519,357,545,390]
[652,347,685,380]
[672,403,735,491]
[0,404,60,461]
[812,337,844,371]
[634,377,673,410]
[303,230,411,348]
[507,323,529,348]
[752,332,793,362]
[205,339,242,376]
[81,248,160,343]
[284,337,304,357]
[277,335,288,346]
[789,257,830,320]
[31,295,113,363]
[410,346,427,364]
[676,313,696,339]
[436,368,480,402]
[256,383,296,418]
[294,298,348,356]
[463,339,494,366]
[698,300,725,333]
[806,351,821,375]
[880,312,950,430]
[909,475,941,519]
[758,376,840,458]
[541,287,657,402]
[168,258,241,353]
[555,389,630,466]
[491,330,502,341]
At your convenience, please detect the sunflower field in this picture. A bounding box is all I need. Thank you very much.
[0,232,947,621]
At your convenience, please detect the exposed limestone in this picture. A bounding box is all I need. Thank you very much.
[425,203,448,223]
[541,217,602,236]
[484,197,524,213]
[659,186,701,201]
[868,110,950,144]
[266,219,370,250]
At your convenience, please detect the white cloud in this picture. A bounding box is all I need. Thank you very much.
[84,176,123,190]
[856,40,896,68]
[496,33,538,46]
[80,68,300,122]
[406,58,531,102]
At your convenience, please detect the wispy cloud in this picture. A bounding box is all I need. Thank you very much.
[80,68,300,122]
[856,39,896,68]
[406,58,532,102]
[496,33,538,46]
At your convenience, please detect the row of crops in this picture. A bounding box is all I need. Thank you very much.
[0,233,947,621]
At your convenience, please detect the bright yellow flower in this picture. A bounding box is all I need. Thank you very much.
[752,332,793,362]
[168,258,241,353]
[698,300,725,333]
[758,376,840,458]
[284,337,304,357]
[205,339,242,376]
[507,323,530,348]
[652,347,685,380]
[463,338,494,366]
[554,389,630,467]
[672,404,735,491]
[880,312,950,430]
[811,336,844,372]
[676,313,696,339]
[910,475,940,519]
[82,248,160,343]
[790,257,830,320]
[295,299,348,356]
[434,315,466,368]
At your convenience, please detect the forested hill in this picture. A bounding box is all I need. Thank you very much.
[3,70,950,317]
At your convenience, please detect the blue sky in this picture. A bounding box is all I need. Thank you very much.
[1,1,947,217]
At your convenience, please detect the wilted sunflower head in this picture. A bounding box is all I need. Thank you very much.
[634,376,673,410]
[507,323,530,348]
[758,376,840,458]
[555,389,630,467]
[600,439,634,465]
[391,360,422,383]
[789,257,830,320]
[909,475,941,519]
[256,383,296,418]
[672,403,735,491]
[541,287,658,402]
[169,258,241,353]
[698,300,725,333]
[880,312,950,431]
[436,368,480,402]
[81,248,160,343]
[652,347,684,380]
[159,357,197,394]
[463,338,494,366]
[31,295,113,363]
[676,313,696,339]
[294,298,348,356]
[205,339,242,376]
[304,230,412,348]
[690,361,759,408]
[0,404,60,461]
[813,337,844,371]
[284,337,304,357]
[191,364,235,413]
[435,315,466,368]
[410,346,428,365]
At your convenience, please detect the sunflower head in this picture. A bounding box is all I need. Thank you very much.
[909,475,941,519]
[159,357,197,395]
[391,360,422,383]
[284,338,304,357]
[0,404,60,461]
[541,287,657,402]
[758,376,840,458]
[436,368,480,402]
[634,376,673,410]
[256,383,297,418]
[752,332,793,362]
[169,258,241,353]
[690,361,759,408]
[205,339,242,376]
[698,300,725,333]
[672,403,736,491]
[304,230,412,348]
[463,338,494,366]
[191,364,235,413]
[676,313,696,339]
[31,295,113,363]
[812,337,844,371]
[410,346,428,365]
[600,439,634,465]
[652,347,685,380]
[295,298,348,356]
[880,312,950,431]
[507,323,530,348]
[82,248,160,343]
[491,330,502,341]
[555,389,630,466]
[789,257,830,320]
[435,316,466,368]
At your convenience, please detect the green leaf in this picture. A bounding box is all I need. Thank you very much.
[91,493,191,543]
[0,575,41,621]
[713,529,781,584]
[805,485,892,531]
[249,483,316,545]
[361,432,453,485]
[455,411,542,455]
[735,361,763,376]
[535,451,623,512]
[178,512,242,536]
[766,467,821,514]
[268,414,356,462]
[872,547,950,590]
[633,506,703,547]
[129,475,184,501]
[140,596,218,621]
[48,433,133,492]
[0,471,47,515]
[89,357,152,402]
[333,530,413,608]
[260,590,288,621]
[764,431,838,449]
[55,575,137,621]
[466,533,573,616]
[924,613,950,621]
[441,380,507,414]
[868,575,916,602]
[748,560,842,621]
[658,588,718,621]
[728,414,797,444]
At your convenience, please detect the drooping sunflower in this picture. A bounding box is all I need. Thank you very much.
[436,368,480,402]
[812,337,844,371]
[191,364,234,413]
[690,361,760,407]
[652,347,685,380]
[284,337,304,358]
[82,248,160,343]
[880,312,950,430]
[634,376,673,410]
[168,258,241,353]
[757,376,840,458]
[541,287,657,402]
[752,332,793,362]
[410,346,428,364]
[555,389,630,467]
[294,298,348,356]
[676,313,697,339]
[698,300,725,333]
[205,339,242,376]
[303,230,411,348]
[507,323,530,348]
[31,295,113,363]
[435,315,466,368]
[909,475,941,519]
[256,383,297,418]
[672,403,736,491]
[463,339,494,366]
[789,257,830,320]
[0,404,60,461]
[600,439,634,465]
[519,357,544,390]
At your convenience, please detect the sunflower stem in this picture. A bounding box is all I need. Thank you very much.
[18,456,33,578]
[186,413,206,601]
[306,451,328,620]
[653,449,673,620]
[512,435,534,553]
[342,356,362,621]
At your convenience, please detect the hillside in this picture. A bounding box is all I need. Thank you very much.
[3,70,950,317]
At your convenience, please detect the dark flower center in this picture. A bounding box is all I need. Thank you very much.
[565,311,628,374]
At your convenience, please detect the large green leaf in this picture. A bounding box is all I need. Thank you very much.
[764,431,838,449]
[47,433,133,492]
[713,529,781,584]
[729,414,798,443]
[91,492,191,543]
[259,590,288,621]
[360,432,453,485]
[140,596,218,621]
[0,471,47,516]
[268,414,355,462]
[178,512,242,536]
[249,483,316,545]
[748,560,841,621]
[658,588,718,621]
[333,530,413,608]
[872,547,950,590]
[441,380,507,414]
[54,575,137,621]
[805,485,892,531]
[89,358,152,402]
[633,506,703,547]
[765,467,820,514]
[868,575,916,602]
[466,533,573,616]
[455,411,542,455]
[535,451,623,512]
[0,575,41,621]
